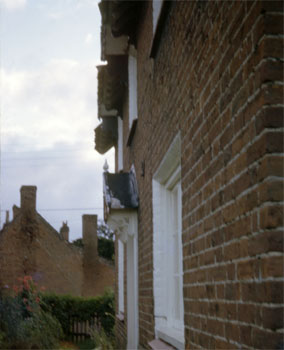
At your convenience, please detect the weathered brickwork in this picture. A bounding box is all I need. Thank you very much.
[0,187,114,296]
[115,1,283,349]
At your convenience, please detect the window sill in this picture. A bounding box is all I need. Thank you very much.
[116,312,124,322]
[126,118,138,147]
[156,326,185,350]
[148,339,175,350]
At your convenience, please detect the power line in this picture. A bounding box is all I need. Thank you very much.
[2,148,93,154]
[2,156,94,161]
[1,208,103,212]
[39,208,103,212]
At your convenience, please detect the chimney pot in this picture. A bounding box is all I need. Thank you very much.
[60,221,69,241]
[5,210,9,224]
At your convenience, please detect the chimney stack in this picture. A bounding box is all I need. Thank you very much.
[13,205,20,219]
[20,186,37,213]
[5,210,9,224]
[60,221,69,242]
[82,215,98,264]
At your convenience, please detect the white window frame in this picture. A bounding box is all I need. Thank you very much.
[128,46,138,130]
[153,0,164,36]
[153,134,184,350]
[118,239,124,314]
[117,116,123,171]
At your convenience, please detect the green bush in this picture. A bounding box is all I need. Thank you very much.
[72,236,114,262]
[98,237,114,262]
[0,276,62,349]
[41,289,115,338]
[89,325,115,350]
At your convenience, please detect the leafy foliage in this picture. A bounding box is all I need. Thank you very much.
[97,221,114,241]
[89,324,115,350]
[41,289,115,338]
[98,237,114,262]
[72,238,84,248]
[72,221,114,262]
[0,276,62,349]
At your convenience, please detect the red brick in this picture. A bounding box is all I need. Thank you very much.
[238,303,262,325]
[242,281,284,303]
[225,283,241,301]
[225,322,240,342]
[260,205,284,229]
[240,325,253,347]
[237,259,260,280]
[248,231,284,256]
[262,306,284,331]
[98,1,284,348]
[252,328,284,350]
[247,131,284,165]
[257,155,284,181]
[261,256,284,278]
[215,338,237,350]
[257,60,284,88]
[224,241,240,261]
[259,180,284,203]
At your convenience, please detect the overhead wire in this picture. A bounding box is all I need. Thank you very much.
[1,208,103,212]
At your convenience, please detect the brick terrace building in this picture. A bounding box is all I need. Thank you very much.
[0,186,114,297]
[95,1,284,349]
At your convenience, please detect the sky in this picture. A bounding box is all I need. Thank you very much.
[0,0,114,241]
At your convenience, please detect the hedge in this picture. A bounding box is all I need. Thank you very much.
[41,289,114,337]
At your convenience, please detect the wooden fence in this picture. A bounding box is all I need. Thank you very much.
[68,316,101,343]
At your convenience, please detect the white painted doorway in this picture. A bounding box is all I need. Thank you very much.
[127,235,139,349]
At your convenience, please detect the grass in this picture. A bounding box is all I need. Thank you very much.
[77,338,96,349]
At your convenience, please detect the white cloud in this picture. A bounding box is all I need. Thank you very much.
[47,11,63,20]
[1,58,114,239]
[1,59,99,149]
[84,33,93,45]
[76,0,98,10]
[0,0,26,10]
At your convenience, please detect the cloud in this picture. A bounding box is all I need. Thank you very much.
[47,11,63,20]
[1,58,114,240]
[1,143,114,241]
[1,59,99,149]
[76,0,98,10]
[84,33,94,46]
[0,0,26,10]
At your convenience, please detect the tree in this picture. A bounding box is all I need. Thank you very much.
[71,221,114,262]
[97,220,114,241]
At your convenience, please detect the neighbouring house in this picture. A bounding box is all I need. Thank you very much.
[95,1,284,349]
[0,186,114,297]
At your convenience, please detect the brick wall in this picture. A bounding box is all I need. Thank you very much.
[0,217,35,288]
[0,189,114,297]
[119,0,283,348]
[34,217,83,295]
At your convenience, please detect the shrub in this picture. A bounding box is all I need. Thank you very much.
[98,237,114,262]
[41,289,115,338]
[89,325,115,350]
[72,221,115,263]
[0,276,62,349]
[72,238,84,248]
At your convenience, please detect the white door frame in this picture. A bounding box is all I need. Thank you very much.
[127,234,138,349]
[108,210,139,349]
